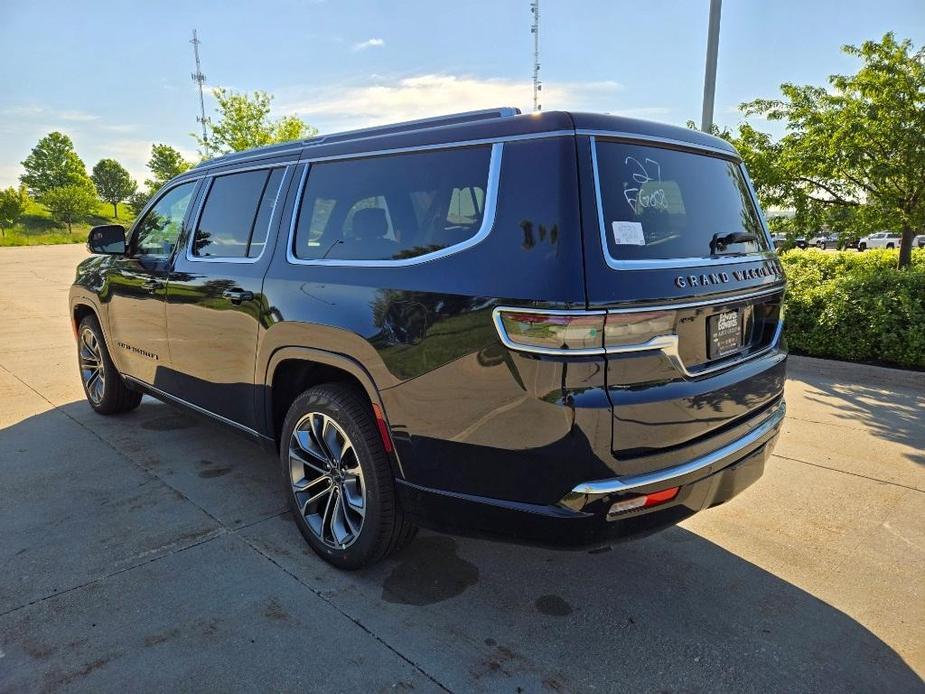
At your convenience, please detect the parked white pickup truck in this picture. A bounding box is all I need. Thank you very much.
[858,231,901,251]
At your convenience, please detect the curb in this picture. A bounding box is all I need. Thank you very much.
[787,354,925,391]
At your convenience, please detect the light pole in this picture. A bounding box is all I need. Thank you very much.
[700,0,722,133]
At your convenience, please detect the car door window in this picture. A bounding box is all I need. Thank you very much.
[192,168,284,259]
[133,182,196,259]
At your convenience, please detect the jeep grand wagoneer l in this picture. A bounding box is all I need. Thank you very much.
[70,108,786,569]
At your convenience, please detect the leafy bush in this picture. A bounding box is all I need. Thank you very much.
[780,248,925,369]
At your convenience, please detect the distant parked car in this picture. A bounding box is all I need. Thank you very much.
[858,231,901,251]
[915,234,925,249]
[811,234,836,250]
[837,236,860,250]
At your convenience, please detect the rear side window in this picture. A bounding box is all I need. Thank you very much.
[193,168,284,258]
[292,146,492,261]
[595,141,769,261]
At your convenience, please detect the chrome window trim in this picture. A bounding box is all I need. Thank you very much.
[129,177,203,259]
[185,164,291,265]
[192,126,570,174]
[560,399,786,504]
[300,131,571,165]
[286,142,503,268]
[194,148,305,172]
[577,129,739,159]
[588,135,778,271]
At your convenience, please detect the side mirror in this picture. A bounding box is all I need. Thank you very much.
[87,224,126,255]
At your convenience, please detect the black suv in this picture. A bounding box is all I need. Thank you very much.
[70,108,786,569]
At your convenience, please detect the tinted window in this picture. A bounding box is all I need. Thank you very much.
[247,168,286,258]
[595,141,769,261]
[293,146,491,261]
[133,182,196,258]
[193,168,283,258]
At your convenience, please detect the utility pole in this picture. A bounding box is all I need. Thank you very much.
[700,0,722,133]
[190,29,211,157]
[530,1,542,111]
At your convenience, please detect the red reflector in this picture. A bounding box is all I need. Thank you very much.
[644,487,679,507]
[371,403,393,453]
[607,486,680,519]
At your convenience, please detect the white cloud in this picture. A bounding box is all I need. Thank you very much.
[277,73,629,132]
[352,38,385,52]
[57,110,100,122]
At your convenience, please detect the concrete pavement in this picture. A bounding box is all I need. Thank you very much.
[0,244,922,693]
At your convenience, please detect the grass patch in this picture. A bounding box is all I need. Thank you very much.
[0,198,135,247]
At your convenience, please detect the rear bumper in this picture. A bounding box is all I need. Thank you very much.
[397,400,784,548]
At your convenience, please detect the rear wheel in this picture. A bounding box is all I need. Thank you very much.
[886,243,895,249]
[77,315,142,415]
[281,384,416,569]
[858,243,866,252]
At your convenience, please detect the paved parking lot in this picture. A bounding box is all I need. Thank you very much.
[1,245,923,693]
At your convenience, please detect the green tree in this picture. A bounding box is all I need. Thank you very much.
[127,190,151,217]
[737,33,925,268]
[0,186,28,237]
[145,144,192,192]
[198,88,317,154]
[20,131,90,198]
[91,159,136,218]
[43,183,97,233]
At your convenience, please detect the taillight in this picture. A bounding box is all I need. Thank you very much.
[495,310,605,353]
[493,307,676,355]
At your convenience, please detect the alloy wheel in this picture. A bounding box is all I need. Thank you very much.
[289,412,366,549]
[79,327,105,404]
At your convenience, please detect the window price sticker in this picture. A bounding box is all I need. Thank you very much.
[611,221,646,246]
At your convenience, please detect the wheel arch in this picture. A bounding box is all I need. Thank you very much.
[72,302,97,335]
[263,347,404,478]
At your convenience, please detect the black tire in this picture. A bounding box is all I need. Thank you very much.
[820,241,826,250]
[886,243,895,249]
[281,384,417,569]
[77,315,142,415]
[858,243,866,252]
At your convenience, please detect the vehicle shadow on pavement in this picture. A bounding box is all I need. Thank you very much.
[1,398,922,692]
[788,359,925,468]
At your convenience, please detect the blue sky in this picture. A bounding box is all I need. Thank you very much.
[1,0,922,187]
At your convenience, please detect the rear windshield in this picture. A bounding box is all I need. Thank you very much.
[595,140,769,262]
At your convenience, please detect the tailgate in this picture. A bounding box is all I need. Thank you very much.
[576,131,787,476]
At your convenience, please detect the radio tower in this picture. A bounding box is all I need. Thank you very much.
[530,1,541,111]
[190,29,212,157]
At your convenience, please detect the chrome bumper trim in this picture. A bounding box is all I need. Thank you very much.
[562,400,786,503]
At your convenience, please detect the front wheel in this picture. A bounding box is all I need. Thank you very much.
[858,243,866,252]
[77,315,142,415]
[886,243,895,249]
[281,384,417,569]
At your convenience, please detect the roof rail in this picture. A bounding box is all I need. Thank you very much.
[302,107,521,146]
[193,107,521,170]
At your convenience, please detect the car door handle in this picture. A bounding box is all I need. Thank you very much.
[222,288,254,304]
[142,279,164,291]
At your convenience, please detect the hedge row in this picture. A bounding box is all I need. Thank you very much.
[779,248,925,369]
